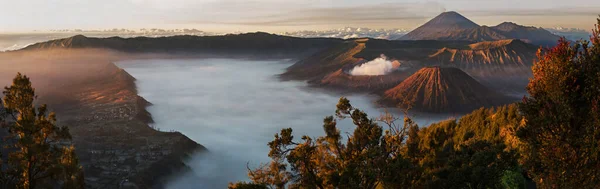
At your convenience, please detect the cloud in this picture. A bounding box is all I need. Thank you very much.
[462,7,600,17]
[182,2,446,26]
[350,54,399,76]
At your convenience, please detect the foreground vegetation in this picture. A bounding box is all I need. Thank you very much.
[0,73,84,189]
[230,19,600,189]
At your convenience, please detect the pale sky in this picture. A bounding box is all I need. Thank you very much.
[0,0,598,33]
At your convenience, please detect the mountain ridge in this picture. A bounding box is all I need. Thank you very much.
[20,33,344,58]
[281,38,537,102]
[400,11,561,46]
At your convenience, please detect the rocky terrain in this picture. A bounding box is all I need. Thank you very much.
[279,35,538,112]
[379,67,513,112]
[283,37,537,93]
[0,50,205,189]
[427,39,537,91]
[399,11,561,46]
[67,63,206,188]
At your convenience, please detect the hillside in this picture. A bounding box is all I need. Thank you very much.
[429,39,535,67]
[379,67,513,113]
[280,39,367,80]
[284,38,538,93]
[316,69,414,92]
[492,22,561,45]
[427,39,537,91]
[0,49,206,188]
[399,11,560,46]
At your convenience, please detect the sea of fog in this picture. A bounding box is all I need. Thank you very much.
[117,59,454,188]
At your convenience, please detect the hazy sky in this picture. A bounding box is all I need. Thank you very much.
[1,0,598,33]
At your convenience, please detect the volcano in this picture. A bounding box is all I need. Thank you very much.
[400,11,481,41]
[399,11,560,46]
[379,67,512,113]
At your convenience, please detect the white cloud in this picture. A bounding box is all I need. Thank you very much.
[350,54,398,76]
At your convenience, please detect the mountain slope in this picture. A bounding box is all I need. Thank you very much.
[284,38,538,93]
[428,39,535,69]
[400,11,480,41]
[492,22,561,46]
[427,39,537,92]
[400,12,560,46]
[280,39,367,80]
[379,67,512,112]
[0,50,208,188]
[316,68,414,92]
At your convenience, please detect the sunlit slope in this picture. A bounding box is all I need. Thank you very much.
[380,67,512,113]
[285,38,538,93]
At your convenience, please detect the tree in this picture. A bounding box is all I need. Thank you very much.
[413,115,521,189]
[233,97,415,189]
[517,18,600,188]
[0,73,84,189]
[232,97,520,188]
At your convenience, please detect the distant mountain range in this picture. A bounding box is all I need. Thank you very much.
[20,33,343,58]
[48,28,212,35]
[399,11,561,46]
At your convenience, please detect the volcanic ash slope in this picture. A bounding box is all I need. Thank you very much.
[379,67,514,113]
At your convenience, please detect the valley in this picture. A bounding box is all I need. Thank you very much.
[117,58,455,188]
[0,11,570,188]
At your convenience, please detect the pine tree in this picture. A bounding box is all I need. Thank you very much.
[0,73,84,189]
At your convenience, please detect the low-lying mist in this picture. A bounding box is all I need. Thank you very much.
[117,59,451,188]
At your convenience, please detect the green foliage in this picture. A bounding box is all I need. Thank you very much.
[517,18,600,188]
[501,169,527,189]
[455,105,522,144]
[422,141,518,189]
[244,97,416,189]
[0,73,84,189]
[411,105,522,189]
[240,97,522,189]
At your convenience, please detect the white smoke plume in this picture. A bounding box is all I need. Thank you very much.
[350,54,399,76]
